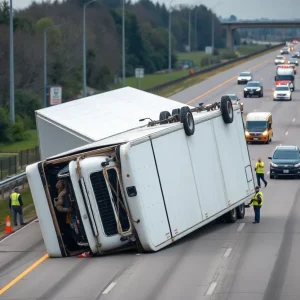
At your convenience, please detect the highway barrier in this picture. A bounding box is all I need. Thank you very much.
[0,172,27,200]
[145,42,285,94]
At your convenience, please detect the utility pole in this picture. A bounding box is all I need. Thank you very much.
[211,2,223,52]
[168,0,174,80]
[9,0,15,123]
[188,8,191,52]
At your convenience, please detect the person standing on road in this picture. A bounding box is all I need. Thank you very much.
[255,157,268,188]
[9,187,25,226]
[247,186,263,224]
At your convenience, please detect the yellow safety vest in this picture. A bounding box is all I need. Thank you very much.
[255,162,265,174]
[11,192,20,206]
[252,191,263,206]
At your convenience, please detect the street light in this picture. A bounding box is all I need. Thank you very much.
[194,6,201,51]
[211,2,222,52]
[44,24,61,108]
[168,0,174,80]
[122,0,126,87]
[9,0,14,123]
[188,7,191,52]
[83,0,98,97]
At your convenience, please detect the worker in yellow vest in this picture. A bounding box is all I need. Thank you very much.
[255,157,268,188]
[9,187,25,226]
[248,186,263,223]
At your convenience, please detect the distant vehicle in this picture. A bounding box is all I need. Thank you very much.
[275,69,295,91]
[280,47,290,55]
[293,40,299,44]
[287,57,299,66]
[268,145,300,179]
[273,85,292,101]
[274,55,285,65]
[237,71,252,84]
[226,94,244,113]
[245,112,273,144]
[244,81,264,98]
[291,52,300,58]
[277,63,296,75]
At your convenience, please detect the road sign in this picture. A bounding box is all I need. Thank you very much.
[135,68,144,78]
[49,86,62,105]
[205,46,213,54]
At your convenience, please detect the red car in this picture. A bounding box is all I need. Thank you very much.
[293,40,298,44]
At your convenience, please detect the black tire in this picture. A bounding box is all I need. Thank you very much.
[159,111,171,124]
[266,136,269,144]
[226,208,237,223]
[220,96,234,124]
[236,204,245,219]
[172,108,181,116]
[270,173,274,179]
[180,106,195,136]
[244,93,247,98]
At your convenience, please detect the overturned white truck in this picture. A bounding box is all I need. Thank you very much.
[26,96,255,258]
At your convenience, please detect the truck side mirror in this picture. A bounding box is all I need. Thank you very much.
[268,156,272,159]
[274,76,276,81]
[268,124,272,129]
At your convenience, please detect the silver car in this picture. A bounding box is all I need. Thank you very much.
[275,55,285,65]
[273,85,292,101]
[237,71,253,84]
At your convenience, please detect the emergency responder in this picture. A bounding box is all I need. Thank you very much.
[255,157,268,188]
[248,186,263,224]
[9,187,25,226]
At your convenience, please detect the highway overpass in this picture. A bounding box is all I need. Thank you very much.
[221,21,300,50]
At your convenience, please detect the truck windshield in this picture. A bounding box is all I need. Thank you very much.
[276,75,294,81]
[246,121,267,131]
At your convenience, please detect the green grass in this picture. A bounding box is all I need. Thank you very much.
[237,44,266,55]
[177,51,209,67]
[0,187,36,236]
[0,130,38,153]
[156,44,283,98]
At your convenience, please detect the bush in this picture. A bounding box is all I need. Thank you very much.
[220,50,238,60]
[8,119,29,142]
[200,55,221,67]
[0,107,11,143]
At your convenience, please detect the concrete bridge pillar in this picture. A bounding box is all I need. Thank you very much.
[225,27,235,51]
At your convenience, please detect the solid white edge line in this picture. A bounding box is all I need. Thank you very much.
[285,131,289,135]
[206,282,217,296]
[223,248,232,258]
[102,282,117,294]
[0,218,37,244]
[292,118,296,122]
[237,223,245,232]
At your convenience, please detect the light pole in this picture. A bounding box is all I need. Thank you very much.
[194,6,201,51]
[211,2,222,52]
[83,0,97,97]
[168,0,174,80]
[188,8,191,52]
[122,0,126,87]
[9,0,14,123]
[44,24,61,108]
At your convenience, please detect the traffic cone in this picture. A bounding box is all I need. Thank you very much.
[4,215,13,234]
[77,251,92,258]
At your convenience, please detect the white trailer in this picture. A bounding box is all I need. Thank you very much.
[35,87,192,160]
[26,97,255,258]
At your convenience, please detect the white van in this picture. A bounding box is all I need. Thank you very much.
[26,96,255,258]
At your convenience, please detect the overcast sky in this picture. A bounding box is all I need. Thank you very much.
[13,0,300,20]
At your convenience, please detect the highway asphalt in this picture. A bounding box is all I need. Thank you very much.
[1,45,300,300]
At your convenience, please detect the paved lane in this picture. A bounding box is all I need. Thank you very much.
[2,45,300,300]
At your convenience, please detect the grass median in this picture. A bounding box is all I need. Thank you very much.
[0,187,36,238]
[157,45,281,98]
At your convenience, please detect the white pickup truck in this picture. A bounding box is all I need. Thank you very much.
[26,96,255,258]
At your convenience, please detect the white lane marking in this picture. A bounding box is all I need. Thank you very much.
[254,109,257,111]
[237,223,245,232]
[280,144,282,146]
[136,253,141,256]
[223,248,232,258]
[206,282,217,296]
[293,118,296,122]
[102,282,117,294]
[285,131,289,135]
[267,171,270,174]
[0,218,37,244]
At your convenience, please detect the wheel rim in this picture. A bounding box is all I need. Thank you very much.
[187,112,194,130]
[232,208,236,217]
[240,204,244,214]
[227,101,233,119]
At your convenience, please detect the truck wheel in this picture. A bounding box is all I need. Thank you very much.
[220,96,234,124]
[172,108,181,121]
[159,111,171,124]
[180,106,195,136]
[236,204,245,219]
[136,237,145,253]
[226,208,237,223]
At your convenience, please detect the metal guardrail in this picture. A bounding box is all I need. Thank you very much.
[0,172,27,200]
[145,42,286,94]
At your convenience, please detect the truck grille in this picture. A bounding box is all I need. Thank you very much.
[90,169,130,236]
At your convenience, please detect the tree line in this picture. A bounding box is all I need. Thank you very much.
[0,0,239,144]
